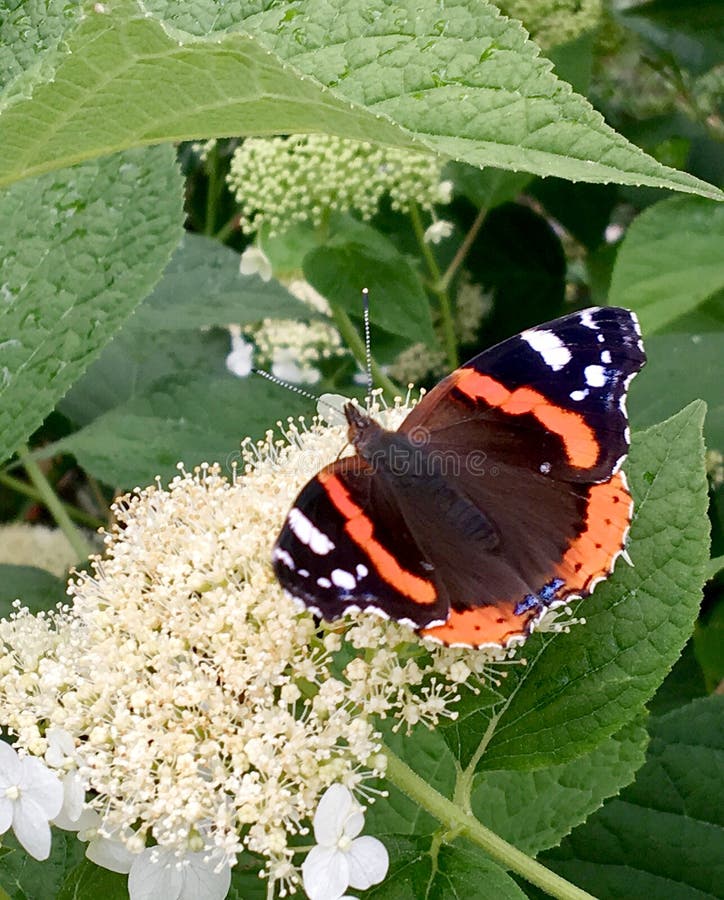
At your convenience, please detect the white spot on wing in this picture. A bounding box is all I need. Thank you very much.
[522,328,572,371]
[584,364,607,387]
[332,568,356,591]
[356,564,368,579]
[570,389,588,401]
[316,576,332,588]
[579,309,599,330]
[601,350,612,364]
[273,547,295,570]
[288,508,334,555]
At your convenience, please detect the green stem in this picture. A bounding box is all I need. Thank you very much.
[439,204,487,292]
[409,203,459,370]
[215,214,240,244]
[16,447,94,561]
[383,745,596,900]
[330,305,400,398]
[0,472,104,529]
[204,144,221,236]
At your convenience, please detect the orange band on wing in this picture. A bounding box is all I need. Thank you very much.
[319,471,437,605]
[554,471,632,593]
[455,370,599,469]
[420,605,528,648]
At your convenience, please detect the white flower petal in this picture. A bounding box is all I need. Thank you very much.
[226,335,254,378]
[178,853,231,900]
[128,848,185,900]
[313,784,357,846]
[342,809,364,840]
[302,845,349,900]
[56,805,97,833]
[346,836,389,890]
[20,756,63,819]
[0,797,14,834]
[12,796,53,860]
[45,728,77,770]
[85,834,136,874]
[0,740,21,785]
[239,246,272,282]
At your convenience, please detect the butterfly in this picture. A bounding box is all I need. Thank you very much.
[272,307,646,648]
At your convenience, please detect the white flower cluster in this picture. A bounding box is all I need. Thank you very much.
[228,135,452,237]
[0,400,505,895]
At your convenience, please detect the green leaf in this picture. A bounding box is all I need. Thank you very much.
[647,640,707,718]
[366,725,456,838]
[59,232,314,426]
[444,162,532,210]
[304,215,436,346]
[542,695,724,899]
[0,565,66,617]
[0,831,85,900]
[0,145,184,466]
[133,233,312,332]
[694,601,724,692]
[628,332,724,450]
[57,859,128,900]
[442,402,709,772]
[471,715,649,856]
[619,0,724,76]
[608,197,724,333]
[366,837,527,900]
[0,0,720,198]
[55,374,311,489]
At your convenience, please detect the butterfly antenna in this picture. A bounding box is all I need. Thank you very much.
[252,367,346,421]
[362,287,373,405]
[251,367,320,403]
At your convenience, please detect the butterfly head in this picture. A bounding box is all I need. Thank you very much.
[344,403,383,458]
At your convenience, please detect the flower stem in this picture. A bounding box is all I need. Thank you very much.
[330,305,401,398]
[16,447,94,561]
[0,471,104,529]
[382,745,596,900]
[409,203,458,371]
[439,204,487,292]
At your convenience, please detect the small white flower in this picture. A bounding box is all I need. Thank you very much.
[423,219,454,244]
[225,328,254,378]
[127,846,231,900]
[45,727,85,829]
[239,245,272,281]
[302,784,388,900]
[74,808,136,873]
[272,346,320,385]
[0,740,63,860]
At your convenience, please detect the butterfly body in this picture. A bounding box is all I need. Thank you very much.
[273,307,646,649]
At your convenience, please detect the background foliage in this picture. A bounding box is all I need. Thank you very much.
[0,0,722,898]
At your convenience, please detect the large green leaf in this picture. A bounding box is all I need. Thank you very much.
[57,860,128,900]
[619,0,724,76]
[0,0,720,198]
[472,716,649,856]
[609,197,724,333]
[441,403,709,772]
[542,695,724,899]
[0,145,184,465]
[0,565,67,618]
[629,332,724,450]
[366,837,527,900]
[133,233,312,332]
[304,215,436,346]
[59,233,313,426]
[55,373,312,489]
[0,831,85,900]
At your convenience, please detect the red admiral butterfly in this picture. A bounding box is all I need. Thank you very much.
[273,307,645,649]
